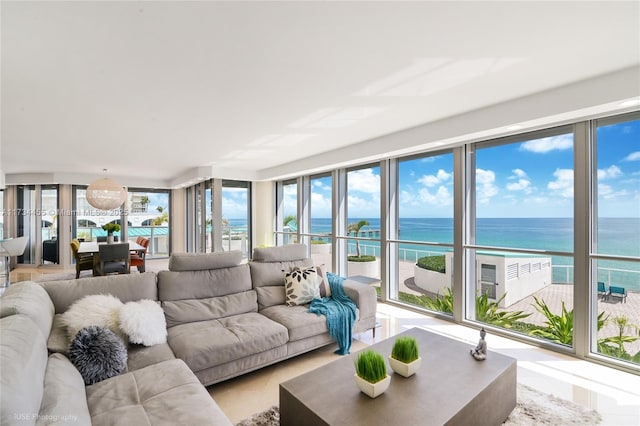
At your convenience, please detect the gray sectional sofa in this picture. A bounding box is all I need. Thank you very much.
[0,244,377,426]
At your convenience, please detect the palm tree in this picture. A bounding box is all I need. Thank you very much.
[283,215,297,229]
[348,220,370,257]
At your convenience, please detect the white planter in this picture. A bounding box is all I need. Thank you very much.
[348,259,380,278]
[107,235,114,244]
[310,243,331,254]
[354,374,391,398]
[414,265,449,294]
[388,356,422,378]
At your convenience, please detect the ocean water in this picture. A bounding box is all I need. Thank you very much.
[306,217,640,291]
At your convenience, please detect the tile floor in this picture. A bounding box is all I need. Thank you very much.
[9,264,640,425]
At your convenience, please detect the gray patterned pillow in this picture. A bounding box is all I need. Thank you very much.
[68,325,127,385]
[284,266,320,306]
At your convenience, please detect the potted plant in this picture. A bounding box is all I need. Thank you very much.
[389,336,422,377]
[347,220,379,277]
[354,349,391,398]
[102,223,120,244]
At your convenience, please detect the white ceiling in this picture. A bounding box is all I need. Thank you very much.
[2,1,639,188]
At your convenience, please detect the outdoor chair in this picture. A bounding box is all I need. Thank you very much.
[597,281,607,299]
[95,243,130,276]
[607,286,627,303]
[130,237,150,272]
[70,239,95,278]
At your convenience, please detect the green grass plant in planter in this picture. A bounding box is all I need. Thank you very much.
[389,336,422,377]
[354,350,390,398]
[102,223,120,234]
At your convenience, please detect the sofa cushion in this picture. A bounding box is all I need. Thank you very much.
[249,259,314,288]
[47,315,70,354]
[252,244,307,262]
[168,251,243,271]
[255,286,286,310]
[167,313,288,373]
[37,353,91,426]
[162,291,258,328]
[260,305,329,342]
[0,281,54,338]
[158,264,253,301]
[42,272,158,314]
[86,359,232,426]
[0,315,48,426]
[126,343,176,372]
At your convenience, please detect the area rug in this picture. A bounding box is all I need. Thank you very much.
[234,384,601,426]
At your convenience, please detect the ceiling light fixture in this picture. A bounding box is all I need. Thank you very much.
[86,169,127,210]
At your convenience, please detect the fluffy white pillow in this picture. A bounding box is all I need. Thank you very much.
[61,294,124,342]
[119,300,167,346]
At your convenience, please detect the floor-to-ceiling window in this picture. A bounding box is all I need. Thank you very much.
[593,112,640,365]
[128,189,170,258]
[222,180,251,258]
[15,185,59,265]
[277,179,298,245]
[273,111,640,372]
[309,173,333,270]
[392,151,454,315]
[468,128,575,347]
[345,164,381,279]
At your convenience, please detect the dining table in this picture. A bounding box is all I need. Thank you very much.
[78,241,146,255]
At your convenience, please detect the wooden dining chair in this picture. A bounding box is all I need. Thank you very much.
[130,238,150,272]
[96,243,130,276]
[70,239,95,278]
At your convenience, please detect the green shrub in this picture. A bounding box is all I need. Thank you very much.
[416,255,445,273]
[391,336,419,363]
[355,350,387,383]
[348,255,377,262]
[102,223,120,234]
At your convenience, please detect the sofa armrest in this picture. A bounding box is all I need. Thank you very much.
[342,279,377,325]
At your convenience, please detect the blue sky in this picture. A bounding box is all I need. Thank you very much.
[298,119,639,219]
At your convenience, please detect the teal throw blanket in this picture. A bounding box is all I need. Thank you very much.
[309,272,357,355]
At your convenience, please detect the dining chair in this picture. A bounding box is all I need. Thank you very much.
[130,237,150,273]
[96,243,130,276]
[70,239,95,278]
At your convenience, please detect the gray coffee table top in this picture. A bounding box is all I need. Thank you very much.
[280,327,517,426]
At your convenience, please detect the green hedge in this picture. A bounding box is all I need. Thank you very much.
[348,255,377,262]
[416,255,446,273]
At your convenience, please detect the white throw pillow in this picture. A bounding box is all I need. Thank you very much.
[284,266,320,306]
[61,294,124,342]
[119,300,167,346]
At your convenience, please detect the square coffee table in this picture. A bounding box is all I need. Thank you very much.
[280,327,516,426]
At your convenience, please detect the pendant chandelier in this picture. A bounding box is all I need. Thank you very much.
[86,170,127,210]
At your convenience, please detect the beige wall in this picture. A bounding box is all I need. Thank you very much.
[170,188,187,253]
[252,181,274,248]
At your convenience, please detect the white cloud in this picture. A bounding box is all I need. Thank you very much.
[348,169,380,193]
[507,179,532,193]
[547,168,574,198]
[623,151,640,162]
[520,135,573,153]
[418,185,452,207]
[507,169,532,193]
[511,168,527,178]
[476,168,498,203]
[418,169,451,187]
[597,165,623,180]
